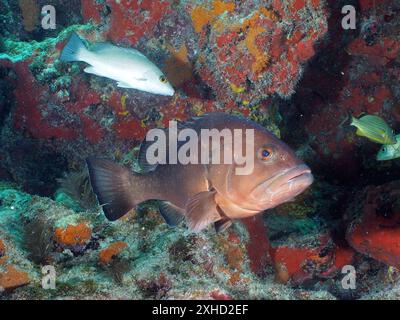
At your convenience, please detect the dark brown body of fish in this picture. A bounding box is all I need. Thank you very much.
[87,113,313,233]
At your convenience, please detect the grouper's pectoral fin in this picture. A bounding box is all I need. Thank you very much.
[185,190,221,232]
[159,201,184,227]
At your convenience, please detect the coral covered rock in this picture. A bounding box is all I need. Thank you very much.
[193,0,328,102]
[55,223,92,247]
[98,242,128,265]
[347,181,400,269]
[0,265,30,292]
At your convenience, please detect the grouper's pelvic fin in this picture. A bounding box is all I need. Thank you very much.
[86,157,136,221]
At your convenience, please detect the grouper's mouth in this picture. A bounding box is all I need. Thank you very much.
[251,164,314,207]
[283,165,313,187]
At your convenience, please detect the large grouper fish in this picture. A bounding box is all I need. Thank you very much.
[87,113,313,233]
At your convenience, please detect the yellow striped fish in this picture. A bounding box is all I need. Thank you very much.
[351,115,396,145]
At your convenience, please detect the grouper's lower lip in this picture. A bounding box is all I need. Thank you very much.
[285,167,313,185]
[271,164,312,188]
[251,164,313,205]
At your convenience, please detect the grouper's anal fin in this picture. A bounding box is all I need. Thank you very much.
[159,201,185,227]
[214,218,232,233]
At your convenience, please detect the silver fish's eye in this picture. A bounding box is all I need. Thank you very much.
[159,75,168,83]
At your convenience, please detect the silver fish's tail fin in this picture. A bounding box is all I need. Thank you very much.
[86,157,136,221]
[60,32,90,62]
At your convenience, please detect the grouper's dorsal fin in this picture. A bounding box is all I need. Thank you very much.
[138,139,162,172]
[137,124,189,173]
[185,190,220,232]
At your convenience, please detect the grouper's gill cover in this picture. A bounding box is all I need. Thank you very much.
[87,113,313,232]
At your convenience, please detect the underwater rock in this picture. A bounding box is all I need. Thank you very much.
[193,0,328,103]
[241,216,273,277]
[271,232,354,285]
[0,239,7,266]
[347,181,400,269]
[55,223,92,248]
[0,264,30,292]
[287,0,400,183]
[98,241,128,265]
[0,0,328,187]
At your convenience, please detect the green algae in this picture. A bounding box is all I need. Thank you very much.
[0,24,95,63]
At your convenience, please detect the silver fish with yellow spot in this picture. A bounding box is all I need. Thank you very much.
[350,114,396,145]
[60,32,175,96]
[377,134,400,161]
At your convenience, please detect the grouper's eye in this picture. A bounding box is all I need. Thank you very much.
[259,147,274,161]
[159,75,168,83]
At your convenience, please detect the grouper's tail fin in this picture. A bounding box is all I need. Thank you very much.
[60,32,90,62]
[86,157,136,221]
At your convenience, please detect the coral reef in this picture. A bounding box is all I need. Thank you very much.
[0,0,399,300]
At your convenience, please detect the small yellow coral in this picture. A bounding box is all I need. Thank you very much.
[230,83,246,93]
[259,7,279,22]
[140,115,149,128]
[228,7,279,75]
[245,26,270,74]
[119,95,130,117]
[191,0,235,33]
[213,0,235,15]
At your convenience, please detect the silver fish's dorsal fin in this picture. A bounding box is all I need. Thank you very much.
[159,201,185,226]
[121,47,147,58]
[185,190,220,232]
[91,42,115,52]
[92,42,147,58]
